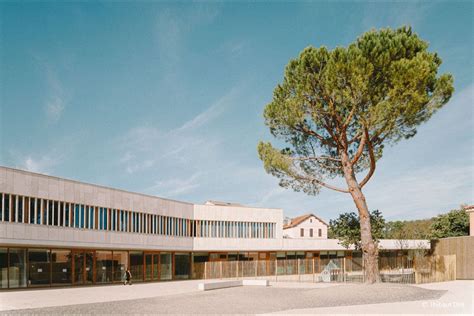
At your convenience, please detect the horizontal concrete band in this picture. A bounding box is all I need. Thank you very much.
[0,222,430,251]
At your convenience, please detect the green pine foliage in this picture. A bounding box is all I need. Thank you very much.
[258,26,454,194]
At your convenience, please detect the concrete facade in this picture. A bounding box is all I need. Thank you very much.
[0,166,429,252]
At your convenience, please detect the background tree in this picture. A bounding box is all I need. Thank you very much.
[430,209,469,239]
[258,26,453,283]
[384,219,432,240]
[329,210,385,250]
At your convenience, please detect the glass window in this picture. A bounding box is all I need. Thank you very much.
[153,254,159,280]
[160,252,172,280]
[318,228,322,237]
[0,248,7,288]
[53,201,59,226]
[300,228,304,237]
[0,193,3,221]
[89,206,94,229]
[287,252,296,260]
[104,208,108,230]
[24,197,30,223]
[36,199,41,224]
[111,209,116,231]
[48,200,53,226]
[11,195,17,222]
[113,251,128,282]
[9,248,27,288]
[73,251,94,285]
[145,254,153,281]
[4,194,10,222]
[28,249,51,286]
[192,252,208,280]
[75,205,80,228]
[59,202,64,226]
[51,249,71,285]
[129,251,143,282]
[29,198,35,224]
[65,203,69,227]
[174,253,190,280]
[80,205,85,228]
[17,196,23,223]
[95,251,112,284]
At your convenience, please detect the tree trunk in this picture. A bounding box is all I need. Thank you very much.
[341,154,380,283]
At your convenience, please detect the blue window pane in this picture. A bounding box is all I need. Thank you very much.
[75,205,80,227]
[80,205,85,228]
[65,204,69,226]
[104,209,108,230]
[29,198,35,224]
[36,199,41,224]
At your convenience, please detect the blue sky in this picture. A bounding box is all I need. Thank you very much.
[1,1,472,222]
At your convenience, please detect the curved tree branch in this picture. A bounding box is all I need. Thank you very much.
[351,128,368,165]
[290,156,342,162]
[294,174,350,193]
[359,128,376,188]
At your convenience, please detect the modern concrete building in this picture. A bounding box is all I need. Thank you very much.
[283,214,328,239]
[0,166,429,289]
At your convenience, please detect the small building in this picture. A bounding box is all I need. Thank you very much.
[464,205,474,236]
[283,214,328,239]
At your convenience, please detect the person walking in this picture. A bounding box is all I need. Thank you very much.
[124,268,132,285]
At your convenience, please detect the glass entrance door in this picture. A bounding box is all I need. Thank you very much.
[145,252,160,281]
[145,254,153,281]
[73,250,95,285]
[85,251,94,284]
[73,251,84,285]
[160,253,172,280]
[153,254,160,281]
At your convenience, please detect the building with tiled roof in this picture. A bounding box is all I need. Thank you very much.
[283,213,328,239]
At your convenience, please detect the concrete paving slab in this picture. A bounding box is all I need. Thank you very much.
[268,280,473,315]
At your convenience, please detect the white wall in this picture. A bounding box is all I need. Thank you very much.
[283,215,328,239]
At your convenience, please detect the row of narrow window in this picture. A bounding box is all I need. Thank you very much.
[0,193,276,239]
[300,228,322,237]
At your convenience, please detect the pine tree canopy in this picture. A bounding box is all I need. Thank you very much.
[258,26,454,195]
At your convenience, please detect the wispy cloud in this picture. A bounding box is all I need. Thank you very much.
[361,1,432,31]
[146,171,204,198]
[19,156,56,173]
[176,86,239,132]
[218,40,247,59]
[155,5,220,66]
[33,55,70,123]
[18,154,61,174]
[364,164,473,220]
[45,65,66,122]
[117,84,242,188]
[46,95,65,122]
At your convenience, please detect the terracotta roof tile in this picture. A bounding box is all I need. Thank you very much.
[283,213,328,229]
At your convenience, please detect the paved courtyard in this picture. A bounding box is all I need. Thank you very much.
[0,280,472,314]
